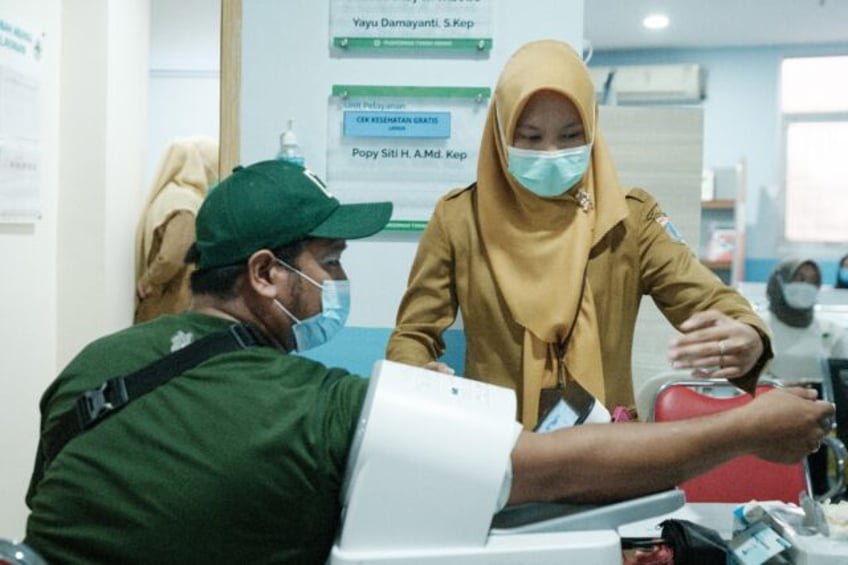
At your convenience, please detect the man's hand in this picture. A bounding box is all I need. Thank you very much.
[668,310,764,379]
[740,387,834,464]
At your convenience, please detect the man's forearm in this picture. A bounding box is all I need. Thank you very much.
[508,386,829,506]
[508,413,744,505]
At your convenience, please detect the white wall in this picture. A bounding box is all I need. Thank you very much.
[147,0,220,187]
[57,0,149,363]
[147,71,220,185]
[0,0,150,539]
[0,0,60,539]
[149,0,219,70]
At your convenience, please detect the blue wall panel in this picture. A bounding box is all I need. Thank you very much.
[300,326,467,378]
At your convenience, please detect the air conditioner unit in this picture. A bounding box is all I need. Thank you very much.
[613,64,704,103]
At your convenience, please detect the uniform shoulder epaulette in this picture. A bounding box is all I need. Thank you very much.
[624,187,652,203]
[444,182,477,201]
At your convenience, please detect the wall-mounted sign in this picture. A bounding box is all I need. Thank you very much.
[0,12,42,223]
[330,0,492,52]
[327,85,490,228]
[344,111,451,139]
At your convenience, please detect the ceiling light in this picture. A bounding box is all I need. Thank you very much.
[643,14,670,30]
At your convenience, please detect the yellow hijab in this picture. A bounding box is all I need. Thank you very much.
[134,136,219,284]
[477,40,629,426]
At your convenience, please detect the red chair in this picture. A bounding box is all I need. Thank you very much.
[649,379,816,504]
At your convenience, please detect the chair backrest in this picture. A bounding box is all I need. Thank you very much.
[650,379,811,504]
[634,369,692,422]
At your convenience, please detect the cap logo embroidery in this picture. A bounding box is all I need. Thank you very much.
[303,168,334,199]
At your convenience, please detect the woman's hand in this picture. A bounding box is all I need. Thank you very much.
[668,310,764,380]
[136,280,153,300]
[424,361,456,375]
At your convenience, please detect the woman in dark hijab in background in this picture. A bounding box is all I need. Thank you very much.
[836,253,848,289]
[761,257,848,496]
[762,258,847,384]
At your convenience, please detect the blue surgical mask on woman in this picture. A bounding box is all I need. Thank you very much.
[273,259,350,352]
[781,280,819,310]
[507,143,592,198]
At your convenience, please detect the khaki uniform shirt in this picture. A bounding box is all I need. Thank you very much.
[387,186,770,419]
[134,210,196,324]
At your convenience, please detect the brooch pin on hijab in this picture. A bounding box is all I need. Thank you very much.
[575,190,593,212]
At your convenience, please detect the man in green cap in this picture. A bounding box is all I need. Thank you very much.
[25,160,393,563]
[24,160,834,563]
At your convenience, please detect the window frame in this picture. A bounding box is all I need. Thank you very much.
[779,55,848,246]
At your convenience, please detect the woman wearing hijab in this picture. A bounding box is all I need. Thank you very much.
[387,40,771,428]
[760,257,848,496]
[134,136,219,324]
[761,257,848,386]
[836,253,848,289]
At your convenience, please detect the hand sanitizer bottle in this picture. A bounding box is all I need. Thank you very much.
[276,118,305,167]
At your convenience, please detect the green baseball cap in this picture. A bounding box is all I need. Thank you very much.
[192,159,392,270]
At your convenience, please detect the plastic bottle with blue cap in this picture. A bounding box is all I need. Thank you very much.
[277,118,305,167]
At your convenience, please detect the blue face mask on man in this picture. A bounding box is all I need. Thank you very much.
[273,259,350,352]
[506,143,592,198]
[839,267,848,286]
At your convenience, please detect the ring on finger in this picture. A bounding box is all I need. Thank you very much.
[718,340,726,357]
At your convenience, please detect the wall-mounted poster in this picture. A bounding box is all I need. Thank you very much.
[0,11,42,223]
[330,0,492,52]
[327,84,490,229]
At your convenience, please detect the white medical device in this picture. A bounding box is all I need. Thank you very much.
[330,360,684,564]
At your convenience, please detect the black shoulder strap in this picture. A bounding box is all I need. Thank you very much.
[40,323,268,471]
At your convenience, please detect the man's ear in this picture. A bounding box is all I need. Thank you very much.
[246,250,283,299]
